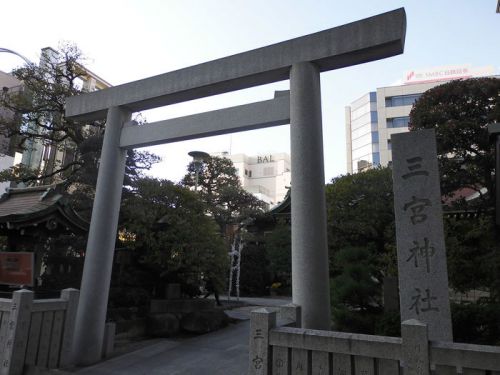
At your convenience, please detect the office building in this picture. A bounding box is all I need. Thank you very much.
[0,71,22,192]
[19,47,111,184]
[346,64,496,173]
[214,152,291,206]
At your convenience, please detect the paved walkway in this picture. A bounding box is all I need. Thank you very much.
[71,297,291,375]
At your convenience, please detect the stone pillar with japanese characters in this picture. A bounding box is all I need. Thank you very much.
[392,129,453,342]
[249,308,276,375]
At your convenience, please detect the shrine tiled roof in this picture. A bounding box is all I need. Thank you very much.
[0,185,61,216]
[0,185,88,233]
[269,189,290,217]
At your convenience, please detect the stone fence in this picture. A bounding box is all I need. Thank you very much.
[249,306,500,375]
[0,289,79,375]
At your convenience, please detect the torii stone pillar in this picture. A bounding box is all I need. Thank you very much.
[290,62,330,329]
[72,107,131,364]
[65,8,406,365]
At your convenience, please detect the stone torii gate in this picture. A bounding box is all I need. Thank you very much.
[65,9,406,365]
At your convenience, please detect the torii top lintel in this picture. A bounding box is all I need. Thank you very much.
[66,8,406,121]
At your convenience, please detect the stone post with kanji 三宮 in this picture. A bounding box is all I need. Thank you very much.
[391,129,453,342]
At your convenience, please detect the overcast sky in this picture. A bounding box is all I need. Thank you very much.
[1,1,499,182]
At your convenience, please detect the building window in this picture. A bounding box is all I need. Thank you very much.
[386,116,410,128]
[387,139,392,150]
[385,94,421,107]
[42,143,53,161]
[248,170,252,178]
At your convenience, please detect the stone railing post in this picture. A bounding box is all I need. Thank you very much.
[248,308,276,375]
[279,303,301,328]
[1,289,33,375]
[402,319,430,375]
[59,288,79,368]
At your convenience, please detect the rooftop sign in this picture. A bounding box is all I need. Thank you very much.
[404,64,495,85]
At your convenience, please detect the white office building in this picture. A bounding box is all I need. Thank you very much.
[215,152,291,206]
[346,64,497,174]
